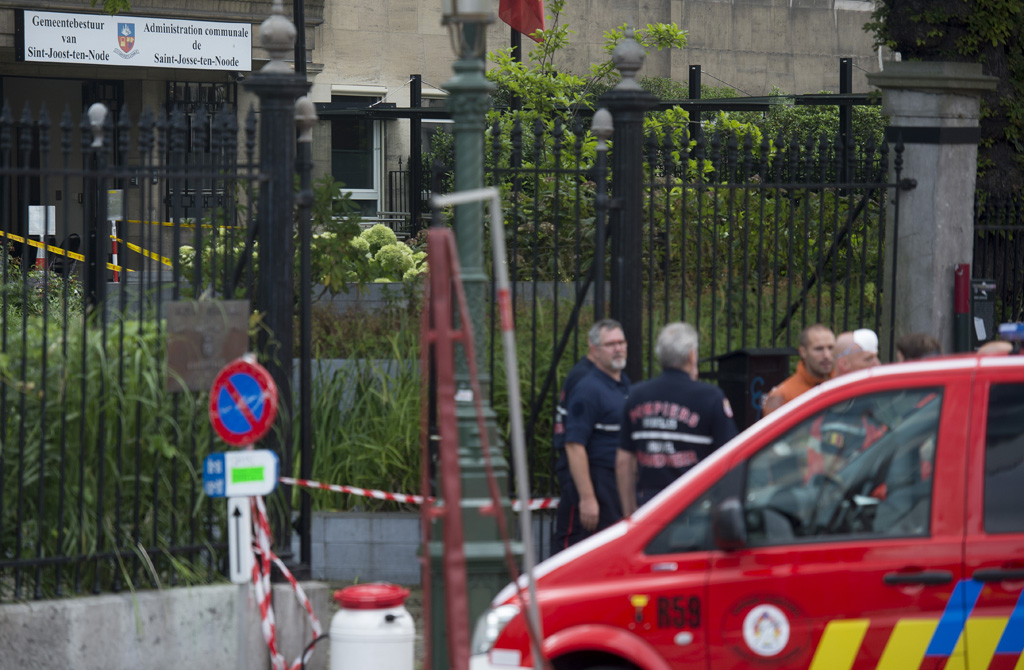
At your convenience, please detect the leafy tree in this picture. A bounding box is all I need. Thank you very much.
[865,0,1024,190]
[92,0,130,13]
[487,0,688,121]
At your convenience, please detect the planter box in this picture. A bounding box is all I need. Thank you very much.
[311,511,421,584]
[310,510,559,585]
[311,280,603,316]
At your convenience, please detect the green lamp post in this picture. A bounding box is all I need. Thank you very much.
[430,2,521,668]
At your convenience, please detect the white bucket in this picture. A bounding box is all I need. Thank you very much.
[329,583,415,670]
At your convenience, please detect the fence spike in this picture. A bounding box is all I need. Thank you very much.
[758,131,770,180]
[118,104,132,157]
[489,118,502,165]
[38,103,51,156]
[59,105,73,160]
[138,107,155,157]
[0,102,12,155]
[169,107,186,154]
[19,102,34,156]
[726,130,738,180]
[742,131,754,179]
[511,117,523,163]
[245,104,257,162]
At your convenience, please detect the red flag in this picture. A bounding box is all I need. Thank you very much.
[499,0,545,43]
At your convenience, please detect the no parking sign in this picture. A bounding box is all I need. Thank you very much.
[208,356,278,447]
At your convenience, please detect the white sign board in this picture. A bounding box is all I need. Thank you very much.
[107,190,123,221]
[27,206,56,236]
[227,497,254,584]
[203,449,279,498]
[18,10,251,71]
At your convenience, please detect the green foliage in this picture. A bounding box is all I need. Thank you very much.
[177,177,425,298]
[865,0,1024,187]
[759,88,887,149]
[0,314,221,599]
[332,225,427,285]
[485,6,691,284]
[92,0,131,14]
[487,0,687,121]
[298,301,423,512]
[361,224,398,254]
[1,252,84,326]
[639,76,689,101]
[309,175,367,295]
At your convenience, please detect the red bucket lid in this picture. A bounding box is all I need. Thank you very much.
[334,583,410,610]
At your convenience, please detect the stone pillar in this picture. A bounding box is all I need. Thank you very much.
[867,62,996,358]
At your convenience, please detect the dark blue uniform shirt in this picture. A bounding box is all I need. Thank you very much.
[553,365,631,552]
[553,356,595,455]
[564,367,631,470]
[621,368,738,504]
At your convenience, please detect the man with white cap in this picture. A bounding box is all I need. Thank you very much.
[834,329,880,376]
[806,328,883,481]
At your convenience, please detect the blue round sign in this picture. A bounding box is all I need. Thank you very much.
[209,358,278,446]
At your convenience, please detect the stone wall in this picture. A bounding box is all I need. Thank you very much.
[0,582,331,670]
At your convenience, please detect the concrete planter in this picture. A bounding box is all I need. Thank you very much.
[0,581,330,670]
[313,282,413,315]
[311,511,421,584]
[312,280,600,316]
[310,510,557,585]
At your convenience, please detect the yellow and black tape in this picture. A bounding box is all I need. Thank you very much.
[125,218,244,231]
[1,230,174,273]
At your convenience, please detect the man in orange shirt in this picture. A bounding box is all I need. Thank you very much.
[762,324,835,416]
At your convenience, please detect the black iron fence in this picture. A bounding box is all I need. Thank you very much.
[974,191,1024,324]
[480,108,906,535]
[3,73,1023,594]
[640,128,894,375]
[0,101,260,601]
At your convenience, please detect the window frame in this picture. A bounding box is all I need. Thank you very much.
[739,387,943,547]
[328,91,383,215]
[982,381,1024,534]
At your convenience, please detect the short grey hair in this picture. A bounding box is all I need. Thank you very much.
[588,318,623,346]
[656,322,698,370]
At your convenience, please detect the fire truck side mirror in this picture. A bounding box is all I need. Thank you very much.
[712,497,748,551]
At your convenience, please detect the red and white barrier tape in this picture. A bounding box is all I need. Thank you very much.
[278,476,559,511]
[251,495,323,670]
[279,476,429,505]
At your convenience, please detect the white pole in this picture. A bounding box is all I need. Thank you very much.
[432,188,544,669]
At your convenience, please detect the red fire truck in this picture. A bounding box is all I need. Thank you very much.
[471,354,1024,670]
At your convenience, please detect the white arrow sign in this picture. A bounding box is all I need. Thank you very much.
[227,497,254,584]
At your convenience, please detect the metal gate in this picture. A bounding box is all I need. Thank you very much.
[482,81,911,559]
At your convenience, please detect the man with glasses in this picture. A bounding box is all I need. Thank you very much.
[553,319,631,551]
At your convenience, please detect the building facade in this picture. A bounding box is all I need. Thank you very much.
[0,0,882,257]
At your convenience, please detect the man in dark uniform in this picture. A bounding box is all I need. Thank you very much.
[552,319,630,551]
[552,353,595,491]
[617,322,737,514]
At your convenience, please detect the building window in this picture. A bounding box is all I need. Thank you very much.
[330,95,381,216]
